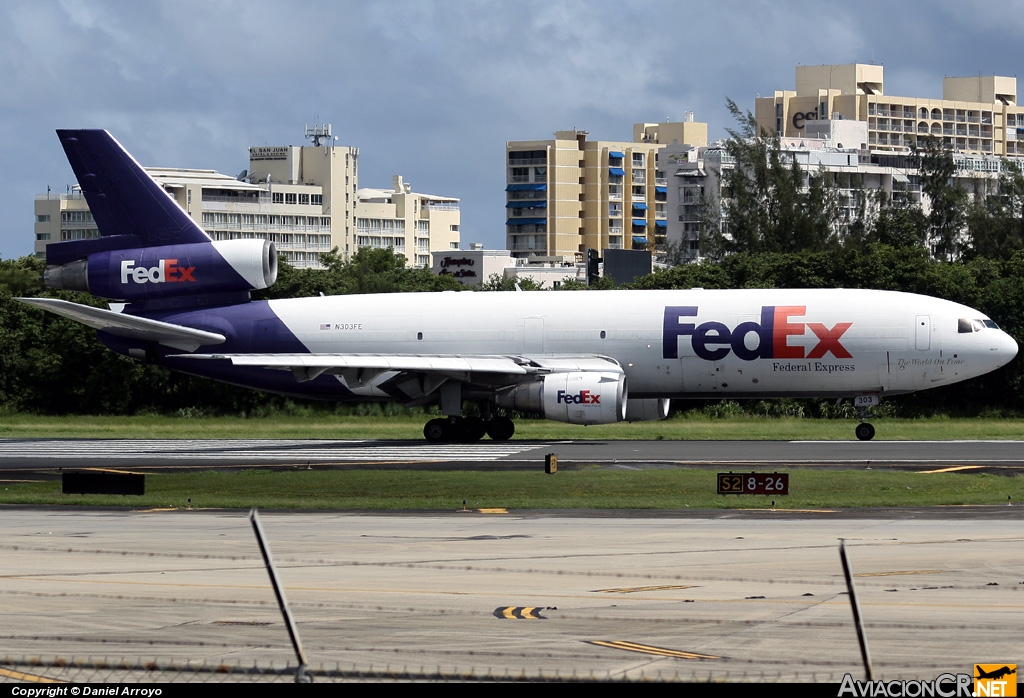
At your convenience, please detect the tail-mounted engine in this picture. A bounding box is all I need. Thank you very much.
[624,398,670,421]
[495,371,627,425]
[43,239,277,302]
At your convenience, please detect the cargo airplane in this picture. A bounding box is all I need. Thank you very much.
[19,130,1019,441]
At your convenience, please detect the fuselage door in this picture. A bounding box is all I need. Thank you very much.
[523,317,544,353]
[914,315,930,351]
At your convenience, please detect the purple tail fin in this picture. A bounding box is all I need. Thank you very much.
[48,130,211,266]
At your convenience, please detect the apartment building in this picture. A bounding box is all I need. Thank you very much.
[505,118,708,259]
[357,176,460,268]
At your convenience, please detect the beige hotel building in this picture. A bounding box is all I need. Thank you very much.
[505,118,708,260]
[755,64,1024,156]
[34,125,460,268]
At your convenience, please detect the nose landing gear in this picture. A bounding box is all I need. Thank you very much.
[853,394,879,441]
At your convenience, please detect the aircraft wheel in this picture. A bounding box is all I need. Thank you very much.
[424,418,449,443]
[855,422,875,441]
[486,416,515,442]
[458,416,487,442]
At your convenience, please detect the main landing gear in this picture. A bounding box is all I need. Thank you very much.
[423,415,515,443]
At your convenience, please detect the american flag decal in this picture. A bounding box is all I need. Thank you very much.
[320,323,331,330]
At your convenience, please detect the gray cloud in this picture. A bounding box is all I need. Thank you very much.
[2,0,1021,257]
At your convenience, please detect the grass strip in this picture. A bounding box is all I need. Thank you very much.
[1,414,1024,440]
[1,468,1021,510]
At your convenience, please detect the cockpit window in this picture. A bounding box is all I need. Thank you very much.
[958,318,998,333]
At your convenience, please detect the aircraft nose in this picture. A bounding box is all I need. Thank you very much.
[993,331,1018,367]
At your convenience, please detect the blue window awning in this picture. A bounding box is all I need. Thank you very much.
[506,200,547,209]
[655,219,667,228]
[632,219,647,227]
[655,185,667,193]
[609,151,624,159]
[632,236,648,246]
[505,183,547,192]
[632,202,648,211]
[506,218,546,226]
[609,167,626,176]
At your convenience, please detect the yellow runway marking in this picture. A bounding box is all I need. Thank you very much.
[0,667,63,683]
[79,467,146,475]
[916,465,984,474]
[753,509,837,513]
[590,640,719,660]
[854,570,944,577]
[477,508,508,514]
[597,585,697,593]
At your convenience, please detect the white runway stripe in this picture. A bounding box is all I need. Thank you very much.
[0,439,542,462]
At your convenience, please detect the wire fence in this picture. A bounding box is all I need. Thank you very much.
[1,656,853,683]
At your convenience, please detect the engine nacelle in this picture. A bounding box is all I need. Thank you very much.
[495,371,627,425]
[624,398,670,421]
[44,239,277,302]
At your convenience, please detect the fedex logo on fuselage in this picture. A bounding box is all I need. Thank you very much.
[662,305,853,361]
[120,259,196,285]
[557,390,601,405]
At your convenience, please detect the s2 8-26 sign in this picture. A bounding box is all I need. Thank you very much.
[717,472,789,495]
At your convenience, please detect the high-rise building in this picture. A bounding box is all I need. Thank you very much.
[505,118,708,259]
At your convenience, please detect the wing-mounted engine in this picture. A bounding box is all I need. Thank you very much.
[44,239,277,302]
[495,371,627,425]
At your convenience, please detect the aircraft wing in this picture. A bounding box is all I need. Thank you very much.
[172,352,623,401]
[16,297,226,352]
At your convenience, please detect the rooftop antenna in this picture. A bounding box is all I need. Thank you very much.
[305,121,332,147]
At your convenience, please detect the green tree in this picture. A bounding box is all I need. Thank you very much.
[255,247,463,300]
[916,137,968,261]
[869,203,929,250]
[478,274,544,291]
[721,98,840,255]
[965,160,1024,260]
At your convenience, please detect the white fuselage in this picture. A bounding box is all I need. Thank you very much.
[263,288,1017,399]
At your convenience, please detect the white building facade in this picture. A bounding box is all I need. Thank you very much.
[34,125,460,268]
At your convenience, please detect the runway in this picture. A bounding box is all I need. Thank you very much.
[1,439,1022,682]
[0,508,1021,682]
[2,438,1024,473]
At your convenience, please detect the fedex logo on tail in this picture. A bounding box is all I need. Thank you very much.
[662,305,853,361]
[557,390,601,404]
[120,259,196,285]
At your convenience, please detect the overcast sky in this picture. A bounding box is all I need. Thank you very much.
[2,0,1022,259]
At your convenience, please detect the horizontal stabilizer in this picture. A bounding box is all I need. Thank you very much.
[17,297,225,352]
